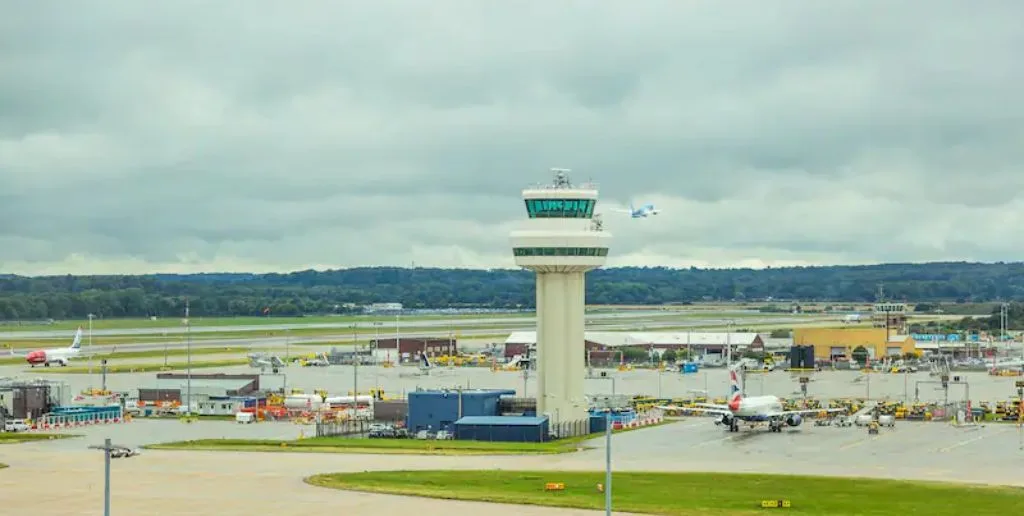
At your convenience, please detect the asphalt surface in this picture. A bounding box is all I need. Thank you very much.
[0,310,697,339]
[1,418,1021,515]
[1,314,829,358]
[5,365,1020,407]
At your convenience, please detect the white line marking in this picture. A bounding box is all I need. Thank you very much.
[691,434,738,447]
[938,427,1014,453]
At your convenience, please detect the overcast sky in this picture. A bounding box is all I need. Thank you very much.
[2,1,1023,276]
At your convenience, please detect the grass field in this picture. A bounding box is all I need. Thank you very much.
[0,322,521,347]
[0,433,74,443]
[29,358,248,374]
[147,423,665,455]
[305,470,1024,515]
[0,313,533,333]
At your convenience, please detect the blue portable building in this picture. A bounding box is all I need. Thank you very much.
[453,415,549,442]
[406,389,515,434]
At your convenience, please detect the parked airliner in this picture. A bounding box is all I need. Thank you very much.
[657,366,844,432]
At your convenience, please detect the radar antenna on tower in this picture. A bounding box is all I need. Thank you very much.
[551,168,572,188]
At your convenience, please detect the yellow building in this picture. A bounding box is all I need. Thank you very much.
[793,328,917,361]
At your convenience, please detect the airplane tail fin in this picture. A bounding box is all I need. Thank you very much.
[727,367,743,409]
[629,202,634,213]
[70,327,83,349]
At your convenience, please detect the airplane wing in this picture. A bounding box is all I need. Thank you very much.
[654,405,731,416]
[774,408,847,417]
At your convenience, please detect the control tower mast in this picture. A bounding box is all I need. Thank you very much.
[510,168,612,427]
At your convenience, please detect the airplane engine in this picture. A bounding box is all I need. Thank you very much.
[720,414,733,426]
[785,414,802,427]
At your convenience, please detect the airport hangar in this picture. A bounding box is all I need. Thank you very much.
[503,331,770,361]
[794,327,918,361]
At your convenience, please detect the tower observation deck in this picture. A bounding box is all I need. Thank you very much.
[509,168,611,429]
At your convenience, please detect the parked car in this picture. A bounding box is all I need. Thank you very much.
[3,419,30,432]
[435,430,452,440]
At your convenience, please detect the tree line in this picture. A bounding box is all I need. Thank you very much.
[3,262,1024,321]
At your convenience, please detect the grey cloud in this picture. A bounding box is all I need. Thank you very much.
[2,1,1023,274]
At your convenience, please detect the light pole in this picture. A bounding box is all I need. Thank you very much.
[88,313,95,386]
[657,368,662,398]
[285,329,291,361]
[352,324,359,404]
[605,410,612,516]
[185,298,191,416]
[88,438,112,516]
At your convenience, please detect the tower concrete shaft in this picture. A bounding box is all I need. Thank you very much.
[510,168,611,428]
[535,270,588,423]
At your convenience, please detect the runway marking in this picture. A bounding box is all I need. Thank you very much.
[837,431,893,450]
[690,434,739,447]
[937,426,1015,453]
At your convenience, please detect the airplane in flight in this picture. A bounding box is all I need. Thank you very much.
[21,327,83,367]
[613,202,660,218]
[656,366,844,432]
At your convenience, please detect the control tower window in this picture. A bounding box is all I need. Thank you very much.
[524,199,595,218]
[513,247,608,257]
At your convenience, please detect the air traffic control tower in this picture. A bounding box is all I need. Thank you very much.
[510,168,611,426]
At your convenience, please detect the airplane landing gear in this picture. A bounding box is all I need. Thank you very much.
[44,363,50,367]
[769,421,783,433]
[729,421,739,432]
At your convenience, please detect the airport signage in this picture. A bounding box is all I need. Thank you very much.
[911,333,973,342]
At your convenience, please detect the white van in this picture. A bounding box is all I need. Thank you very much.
[235,412,255,424]
[4,419,30,432]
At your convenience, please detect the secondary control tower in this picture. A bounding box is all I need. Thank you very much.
[509,168,612,426]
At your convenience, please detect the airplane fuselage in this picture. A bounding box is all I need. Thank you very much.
[731,395,784,420]
[26,349,76,367]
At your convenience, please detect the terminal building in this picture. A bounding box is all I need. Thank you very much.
[370,337,457,363]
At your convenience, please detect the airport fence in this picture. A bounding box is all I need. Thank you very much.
[315,418,372,438]
[550,419,590,439]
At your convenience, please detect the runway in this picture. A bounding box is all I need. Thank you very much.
[0,310,694,339]
[1,314,829,356]
[1,418,1021,515]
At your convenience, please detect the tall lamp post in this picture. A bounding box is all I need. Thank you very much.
[605,410,612,516]
[185,298,191,416]
[88,438,113,516]
[352,324,359,404]
[87,313,95,386]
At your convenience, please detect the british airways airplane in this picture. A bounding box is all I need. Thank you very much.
[614,202,660,218]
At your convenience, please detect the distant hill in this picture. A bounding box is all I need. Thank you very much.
[2,262,1024,321]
